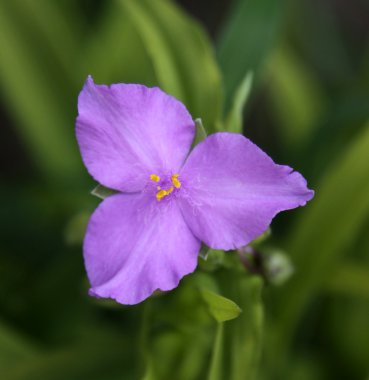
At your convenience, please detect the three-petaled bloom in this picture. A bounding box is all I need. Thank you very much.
[76,76,314,305]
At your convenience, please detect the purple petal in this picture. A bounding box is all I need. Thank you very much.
[178,133,314,250]
[76,77,195,192]
[84,192,201,305]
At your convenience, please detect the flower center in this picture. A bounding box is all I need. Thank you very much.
[150,173,181,201]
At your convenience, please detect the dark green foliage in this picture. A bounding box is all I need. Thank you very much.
[0,0,368,379]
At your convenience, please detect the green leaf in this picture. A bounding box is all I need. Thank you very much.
[225,72,253,133]
[142,360,155,380]
[217,0,284,111]
[120,0,223,131]
[200,289,242,322]
[288,0,352,84]
[0,320,38,371]
[270,121,369,363]
[228,276,264,380]
[7,0,83,85]
[267,47,327,150]
[203,275,264,380]
[91,185,117,200]
[120,0,184,98]
[324,261,369,299]
[0,2,81,183]
[64,212,90,246]
[83,1,156,85]
[2,340,131,380]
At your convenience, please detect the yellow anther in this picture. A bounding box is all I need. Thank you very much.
[152,174,179,201]
[150,174,160,182]
[156,189,167,201]
[156,186,174,201]
[171,174,181,189]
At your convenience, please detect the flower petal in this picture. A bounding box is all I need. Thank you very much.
[84,193,200,305]
[76,77,195,192]
[179,133,314,250]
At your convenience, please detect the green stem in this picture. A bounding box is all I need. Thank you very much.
[229,276,264,380]
[207,323,224,380]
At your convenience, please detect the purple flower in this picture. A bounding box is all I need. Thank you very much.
[76,76,314,305]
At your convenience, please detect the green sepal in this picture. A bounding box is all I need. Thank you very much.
[91,184,117,200]
[191,118,207,148]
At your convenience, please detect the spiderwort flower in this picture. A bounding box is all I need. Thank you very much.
[76,76,314,305]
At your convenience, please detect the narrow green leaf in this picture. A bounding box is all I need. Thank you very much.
[0,2,81,182]
[200,289,242,323]
[120,0,185,99]
[267,47,326,150]
[2,339,131,380]
[64,212,90,246]
[173,333,210,380]
[7,0,83,86]
[120,0,223,131]
[217,0,284,110]
[271,121,369,360]
[0,320,38,370]
[83,1,156,85]
[324,262,369,299]
[143,0,223,130]
[201,275,264,380]
[225,72,253,133]
[228,276,264,380]
[288,0,352,84]
[142,361,155,380]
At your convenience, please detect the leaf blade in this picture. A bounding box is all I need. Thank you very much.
[225,72,253,133]
[200,289,242,323]
[217,0,284,111]
[120,0,223,131]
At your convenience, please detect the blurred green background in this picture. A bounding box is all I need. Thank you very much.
[1,0,369,379]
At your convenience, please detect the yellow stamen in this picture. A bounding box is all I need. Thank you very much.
[156,190,167,201]
[156,186,174,201]
[151,174,180,201]
[150,174,160,182]
[171,174,181,189]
